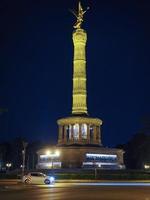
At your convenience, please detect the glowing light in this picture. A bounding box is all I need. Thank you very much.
[6,163,12,167]
[81,124,87,139]
[86,153,117,158]
[49,176,55,182]
[55,150,60,157]
[41,150,61,158]
[144,164,150,169]
[40,155,49,158]
[83,162,117,166]
[73,124,79,140]
[38,162,61,169]
[46,150,51,155]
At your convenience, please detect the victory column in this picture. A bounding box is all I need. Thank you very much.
[37,2,125,169]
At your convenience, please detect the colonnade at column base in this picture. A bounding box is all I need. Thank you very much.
[57,116,102,146]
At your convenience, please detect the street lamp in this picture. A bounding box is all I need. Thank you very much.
[6,163,12,172]
[22,142,28,178]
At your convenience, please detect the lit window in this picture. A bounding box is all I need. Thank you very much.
[73,124,79,140]
[81,124,87,139]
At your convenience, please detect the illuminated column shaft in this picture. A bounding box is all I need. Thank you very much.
[72,29,88,115]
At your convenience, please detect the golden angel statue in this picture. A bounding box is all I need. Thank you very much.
[70,2,89,29]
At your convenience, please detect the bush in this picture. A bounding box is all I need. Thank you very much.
[0,169,150,180]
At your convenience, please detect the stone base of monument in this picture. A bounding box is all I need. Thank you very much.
[37,145,125,169]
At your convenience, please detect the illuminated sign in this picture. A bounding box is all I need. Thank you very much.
[38,162,61,168]
[86,153,117,159]
[40,154,60,158]
[83,162,117,166]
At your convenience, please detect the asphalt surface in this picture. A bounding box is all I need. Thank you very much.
[0,183,150,200]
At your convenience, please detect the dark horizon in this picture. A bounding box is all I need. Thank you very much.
[1,0,150,147]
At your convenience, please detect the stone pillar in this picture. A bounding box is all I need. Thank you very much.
[58,125,63,144]
[93,125,97,144]
[87,124,90,144]
[96,126,99,144]
[79,124,82,143]
[117,151,124,164]
[64,125,67,144]
[98,126,102,145]
[62,126,64,144]
[71,124,74,143]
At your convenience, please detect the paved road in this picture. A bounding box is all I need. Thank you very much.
[0,183,150,200]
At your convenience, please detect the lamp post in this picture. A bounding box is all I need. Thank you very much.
[22,142,28,178]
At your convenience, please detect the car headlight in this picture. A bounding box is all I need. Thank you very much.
[49,176,55,182]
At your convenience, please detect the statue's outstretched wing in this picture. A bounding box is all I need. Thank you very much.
[79,1,82,12]
[69,9,78,18]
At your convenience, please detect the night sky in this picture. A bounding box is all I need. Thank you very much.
[1,0,150,147]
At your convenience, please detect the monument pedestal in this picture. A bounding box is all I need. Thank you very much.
[37,145,125,169]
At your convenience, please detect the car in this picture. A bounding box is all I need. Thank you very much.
[22,172,55,185]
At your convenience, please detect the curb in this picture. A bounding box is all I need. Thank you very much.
[0,179,150,183]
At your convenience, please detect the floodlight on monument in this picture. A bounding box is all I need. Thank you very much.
[55,150,60,157]
[46,150,51,156]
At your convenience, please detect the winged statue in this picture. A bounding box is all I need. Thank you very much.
[70,2,89,29]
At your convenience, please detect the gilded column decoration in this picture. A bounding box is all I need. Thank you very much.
[71,2,89,115]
